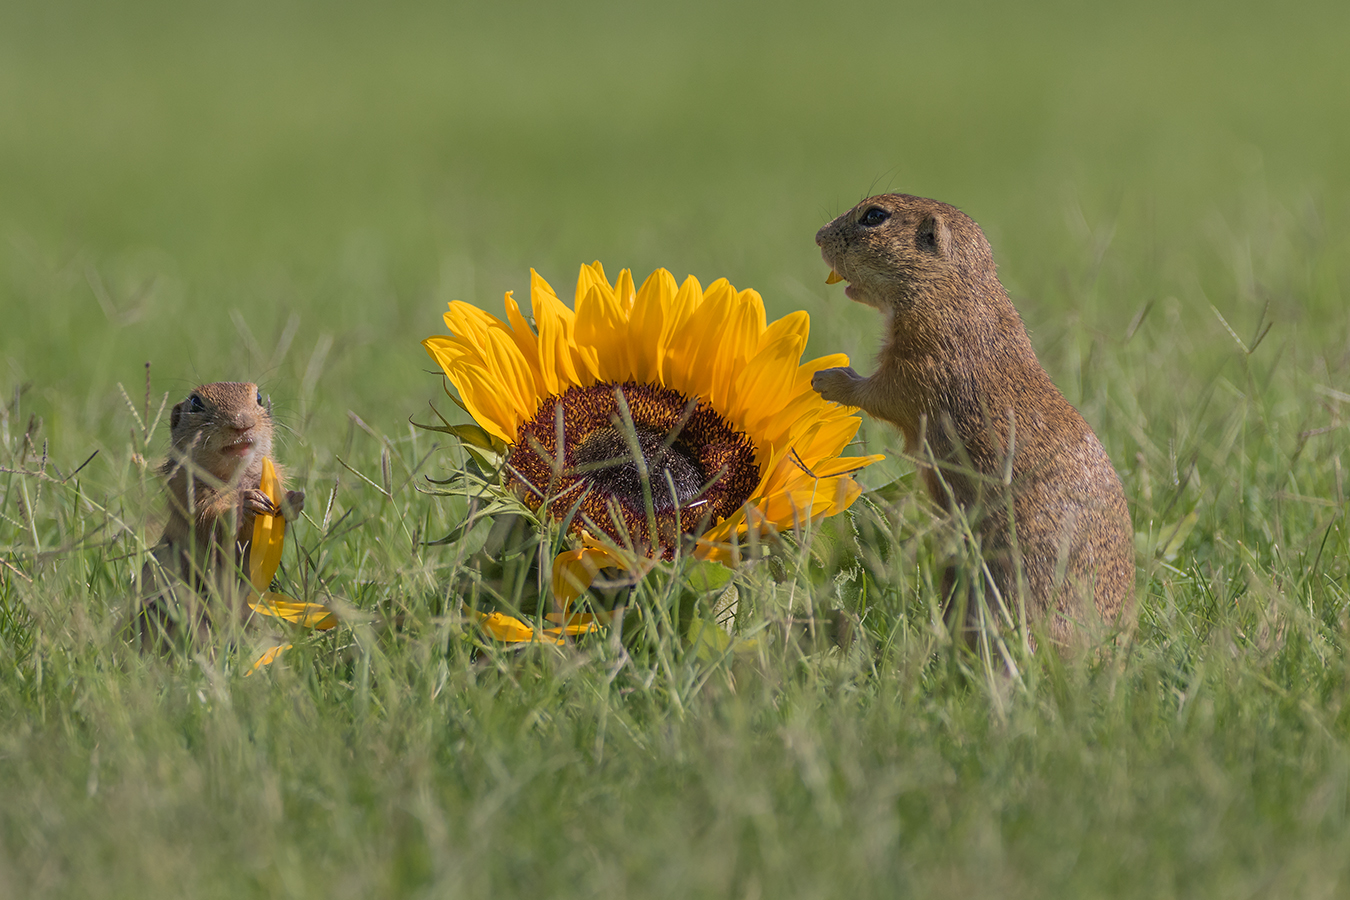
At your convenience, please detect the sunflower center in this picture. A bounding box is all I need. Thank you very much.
[571,425,705,515]
[506,381,760,556]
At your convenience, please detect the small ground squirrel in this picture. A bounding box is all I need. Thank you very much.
[812,194,1133,648]
[137,381,304,647]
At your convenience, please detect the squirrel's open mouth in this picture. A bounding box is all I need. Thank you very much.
[825,267,860,300]
[222,437,256,457]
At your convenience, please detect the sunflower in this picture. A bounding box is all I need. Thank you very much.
[423,262,883,623]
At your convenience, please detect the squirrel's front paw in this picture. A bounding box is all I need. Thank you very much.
[281,490,305,520]
[812,366,864,405]
[241,489,278,516]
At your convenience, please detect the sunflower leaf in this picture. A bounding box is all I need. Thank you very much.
[424,499,522,546]
[411,401,509,463]
[862,474,914,507]
[687,615,733,662]
[683,559,734,595]
[461,442,506,473]
[441,382,471,413]
[421,470,499,498]
[410,416,495,450]
[410,399,462,433]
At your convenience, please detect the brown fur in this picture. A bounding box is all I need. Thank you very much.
[812,194,1133,648]
[137,382,304,647]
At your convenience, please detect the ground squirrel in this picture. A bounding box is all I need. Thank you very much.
[137,382,304,647]
[812,194,1133,648]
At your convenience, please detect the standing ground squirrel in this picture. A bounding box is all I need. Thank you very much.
[812,194,1133,648]
[137,382,304,646]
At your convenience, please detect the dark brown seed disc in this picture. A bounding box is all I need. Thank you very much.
[505,381,760,557]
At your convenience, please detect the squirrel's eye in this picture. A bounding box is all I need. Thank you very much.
[860,207,891,227]
[256,391,264,406]
[188,394,205,412]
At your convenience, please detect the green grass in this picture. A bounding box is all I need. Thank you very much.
[4,0,1350,896]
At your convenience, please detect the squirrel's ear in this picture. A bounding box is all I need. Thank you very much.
[916,214,951,257]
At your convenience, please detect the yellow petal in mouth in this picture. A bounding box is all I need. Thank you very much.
[825,270,843,285]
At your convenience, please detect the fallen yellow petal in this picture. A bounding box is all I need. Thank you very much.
[249,591,339,630]
[551,544,626,608]
[470,608,600,644]
[245,642,293,676]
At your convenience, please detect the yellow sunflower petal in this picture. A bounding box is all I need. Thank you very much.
[628,268,678,384]
[709,288,767,413]
[468,608,600,644]
[475,610,551,643]
[249,457,285,593]
[791,413,866,464]
[442,301,508,358]
[551,544,626,608]
[665,277,738,407]
[575,270,634,382]
[757,309,810,354]
[756,477,864,526]
[576,260,611,301]
[613,268,636,313]
[423,338,519,444]
[480,326,543,424]
[503,291,547,395]
[531,269,595,390]
[730,333,810,449]
[660,275,713,397]
[245,642,292,675]
[249,592,339,630]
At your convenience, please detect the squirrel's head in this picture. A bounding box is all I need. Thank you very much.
[168,381,272,481]
[816,194,996,312]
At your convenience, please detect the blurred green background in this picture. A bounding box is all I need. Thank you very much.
[6,3,1350,896]
[4,0,1347,458]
